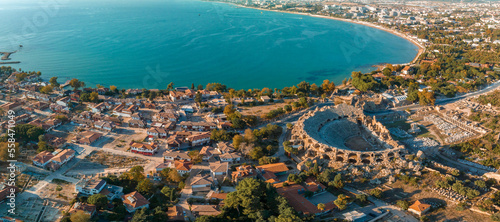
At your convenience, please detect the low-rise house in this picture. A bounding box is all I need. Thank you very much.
[99,184,124,200]
[74,131,103,145]
[163,151,191,162]
[401,66,413,75]
[174,160,192,175]
[13,114,30,124]
[122,191,150,213]
[33,151,55,168]
[71,116,93,127]
[104,115,123,125]
[181,105,194,113]
[50,103,70,113]
[231,165,257,184]
[130,142,158,156]
[190,174,214,192]
[122,105,138,116]
[80,111,92,119]
[131,112,142,120]
[25,92,51,102]
[155,162,171,173]
[96,87,109,95]
[191,205,221,217]
[209,161,228,183]
[256,163,289,183]
[166,135,185,149]
[207,191,228,201]
[46,149,76,171]
[219,152,242,163]
[113,104,136,117]
[154,111,178,122]
[75,178,107,196]
[216,142,235,154]
[147,127,168,138]
[169,91,185,102]
[56,96,71,107]
[94,120,116,131]
[29,118,61,132]
[166,206,185,221]
[260,96,270,102]
[408,200,431,216]
[32,101,49,110]
[89,102,106,113]
[274,182,335,216]
[200,146,217,161]
[128,119,146,128]
[303,178,327,194]
[186,132,211,146]
[343,210,368,222]
[126,89,142,95]
[69,202,97,217]
[0,102,22,112]
[179,121,217,131]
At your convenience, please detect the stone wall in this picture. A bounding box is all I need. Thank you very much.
[291,104,406,166]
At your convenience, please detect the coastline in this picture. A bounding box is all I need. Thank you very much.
[218,2,425,65]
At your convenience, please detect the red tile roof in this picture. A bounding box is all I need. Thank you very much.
[122,191,150,211]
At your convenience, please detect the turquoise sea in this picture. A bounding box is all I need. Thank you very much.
[0,0,418,89]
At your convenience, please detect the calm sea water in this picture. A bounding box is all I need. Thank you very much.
[0,0,418,89]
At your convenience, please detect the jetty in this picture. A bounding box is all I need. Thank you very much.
[0,61,20,65]
[0,51,16,60]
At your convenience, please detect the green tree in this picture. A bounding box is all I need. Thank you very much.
[152,206,168,221]
[370,189,382,198]
[124,166,145,182]
[87,194,108,209]
[287,174,302,183]
[474,180,486,188]
[168,169,182,183]
[407,83,419,102]
[418,89,436,106]
[356,194,367,203]
[131,208,150,222]
[331,173,344,189]
[37,141,53,153]
[321,79,336,93]
[188,150,202,164]
[70,211,91,222]
[136,179,154,196]
[167,82,174,91]
[334,194,348,210]
[49,76,60,87]
[40,85,53,94]
[69,78,85,90]
[195,92,203,104]
[351,72,378,92]
[397,200,410,210]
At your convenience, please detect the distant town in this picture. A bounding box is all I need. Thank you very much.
[1,0,500,222]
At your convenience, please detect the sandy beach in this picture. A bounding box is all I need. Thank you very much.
[222,2,425,65]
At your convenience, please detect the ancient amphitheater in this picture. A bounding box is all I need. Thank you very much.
[291,104,407,165]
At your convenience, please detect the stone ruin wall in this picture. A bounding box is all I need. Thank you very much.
[291,105,406,166]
